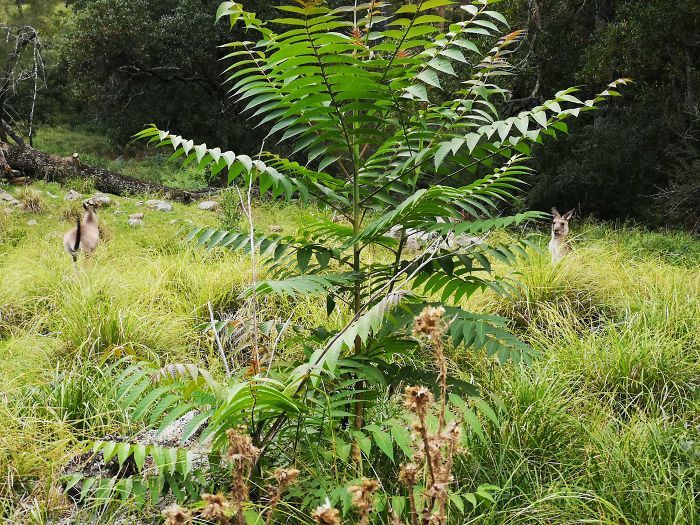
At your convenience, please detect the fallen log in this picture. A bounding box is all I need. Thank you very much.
[1,140,219,203]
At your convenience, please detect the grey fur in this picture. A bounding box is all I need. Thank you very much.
[549,207,574,264]
[63,201,99,271]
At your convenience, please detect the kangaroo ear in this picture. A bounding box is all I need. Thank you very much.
[82,202,88,211]
[562,208,575,220]
[551,207,560,218]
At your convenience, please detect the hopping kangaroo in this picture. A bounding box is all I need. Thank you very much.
[63,200,99,271]
[549,207,574,264]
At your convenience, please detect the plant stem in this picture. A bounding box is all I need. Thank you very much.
[208,301,230,376]
[351,131,364,434]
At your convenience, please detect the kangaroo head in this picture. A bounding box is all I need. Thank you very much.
[551,207,574,237]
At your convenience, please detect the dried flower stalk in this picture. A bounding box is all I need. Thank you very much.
[225,426,260,525]
[394,306,464,525]
[348,477,379,525]
[162,504,193,525]
[313,498,342,525]
[265,468,300,525]
[201,493,231,524]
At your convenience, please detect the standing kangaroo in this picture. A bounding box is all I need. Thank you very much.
[63,200,99,271]
[549,207,574,264]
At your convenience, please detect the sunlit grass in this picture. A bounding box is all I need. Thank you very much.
[0,177,698,523]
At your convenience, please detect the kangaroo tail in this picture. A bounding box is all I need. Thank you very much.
[73,217,81,251]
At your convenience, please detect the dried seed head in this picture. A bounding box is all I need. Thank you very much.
[442,421,462,445]
[412,450,425,464]
[313,498,342,525]
[273,467,300,486]
[266,468,300,525]
[404,385,434,417]
[412,306,445,338]
[398,463,419,485]
[348,477,379,511]
[224,426,260,466]
[201,493,230,522]
[162,504,193,525]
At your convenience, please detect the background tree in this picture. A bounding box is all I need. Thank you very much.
[498,0,699,226]
[56,0,276,154]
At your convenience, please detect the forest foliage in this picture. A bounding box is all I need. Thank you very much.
[2,0,697,227]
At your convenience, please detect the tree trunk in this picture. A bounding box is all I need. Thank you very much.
[595,0,614,28]
[1,140,213,203]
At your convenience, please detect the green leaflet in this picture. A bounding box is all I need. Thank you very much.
[130,0,626,486]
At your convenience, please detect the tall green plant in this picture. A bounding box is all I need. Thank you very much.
[133,0,625,458]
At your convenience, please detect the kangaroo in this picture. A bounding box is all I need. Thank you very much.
[549,207,574,264]
[63,200,99,271]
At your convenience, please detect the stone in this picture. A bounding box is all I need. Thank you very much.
[0,189,20,206]
[91,192,112,207]
[129,212,144,220]
[113,210,126,215]
[451,234,481,248]
[135,201,143,206]
[268,225,283,233]
[403,236,420,252]
[64,189,83,201]
[3,207,14,214]
[61,412,211,512]
[47,192,59,199]
[386,224,402,240]
[145,199,173,212]
[128,218,144,227]
[197,200,219,211]
[170,219,179,224]
[27,219,38,226]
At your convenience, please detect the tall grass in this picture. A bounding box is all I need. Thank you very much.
[0,179,698,523]
[453,226,700,524]
[0,183,333,514]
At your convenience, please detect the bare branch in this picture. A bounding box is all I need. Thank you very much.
[2,119,26,148]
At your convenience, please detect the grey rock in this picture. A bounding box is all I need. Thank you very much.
[137,411,198,448]
[451,234,481,248]
[198,200,219,211]
[91,192,112,207]
[27,219,38,226]
[268,225,283,233]
[113,210,126,216]
[145,199,173,212]
[64,190,83,201]
[115,201,121,206]
[128,218,144,227]
[0,189,20,206]
[386,224,402,240]
[170,219,179,224]
[129,212,144,220]
[404,236,420,252]
[135,200,143,206]
[47,192,59,199]
[3,207,14,214]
